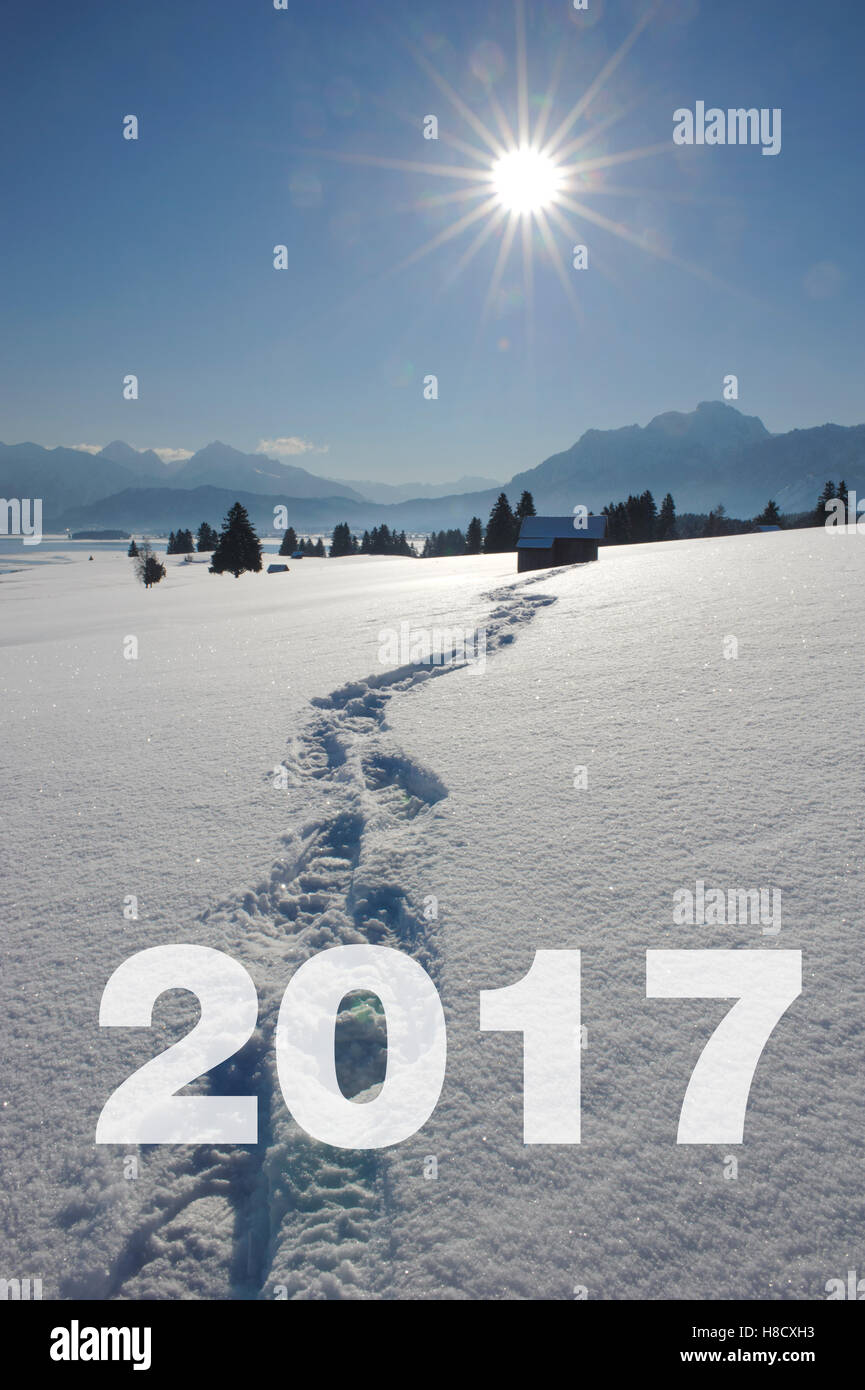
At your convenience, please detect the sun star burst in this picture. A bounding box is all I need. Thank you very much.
[296,2,737,344]
[492,146,563,215]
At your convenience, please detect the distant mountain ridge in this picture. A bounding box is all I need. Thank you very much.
[505,402,864,517]
[0,442,143,514]
[99,440,172,480]
[163,442,366,502]
[57,485,372,536]
[321,474,502,504]
[507,401,770,511]
[0,438,366,518]
[3,403,863,533]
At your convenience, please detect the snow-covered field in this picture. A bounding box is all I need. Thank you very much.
[1,530,863,1300]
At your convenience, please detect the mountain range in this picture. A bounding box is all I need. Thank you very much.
[2,402,862,535]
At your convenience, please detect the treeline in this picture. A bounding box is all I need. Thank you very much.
[142,522,221,557]
[134,475,850,593]
[276,522,415,557]
[147,486,535,570]
[440,479,856,552]
[422,522,481,557]
[73,529,129,541]
[278,528,326,557]
[603,491,677,543]
[602,480,865,544]
[357,525,415,556]
[132,503,265,584]
[327,494,538,560]
[418,490,538,556]
[813,479,851,525]
[601,491,788,544]
[482,491,536,551]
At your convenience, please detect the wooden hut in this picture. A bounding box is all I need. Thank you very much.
[517,514,606,572]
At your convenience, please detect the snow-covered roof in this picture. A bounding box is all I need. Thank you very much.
[517,514,607,547]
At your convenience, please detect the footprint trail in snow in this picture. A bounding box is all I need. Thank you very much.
[71,576,559,1300]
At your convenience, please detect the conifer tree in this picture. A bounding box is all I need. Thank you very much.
[484,493,518,552]
[656,493,677,540]
[466,516,483,554]
[278,526,298,557]
[197,522,219,552]
[421,528,466,558]
[625,490,657,543]
[602,501,628,543]
[329,522,354,557]
[127,539,139,557]
[209,502,263,578]
[515,491,536,527]
[815,481,837,525]
[702,504,727,538]
[754,499,782,527]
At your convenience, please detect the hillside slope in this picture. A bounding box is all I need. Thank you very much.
[0,531,861,1298]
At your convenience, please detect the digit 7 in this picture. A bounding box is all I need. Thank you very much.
[646,950,802,1144]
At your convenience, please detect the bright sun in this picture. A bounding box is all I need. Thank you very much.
[492,146,562,214]
[315,9,695,331]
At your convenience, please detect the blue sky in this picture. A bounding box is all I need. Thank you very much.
[1,0,862,484]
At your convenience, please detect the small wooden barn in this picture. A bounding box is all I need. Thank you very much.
[517,514,606,572]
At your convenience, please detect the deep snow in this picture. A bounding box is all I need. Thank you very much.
[0,530,863,1299]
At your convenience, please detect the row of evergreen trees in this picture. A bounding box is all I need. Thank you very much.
[132,502,263,580]
[132,491,533,589]
[318,523,417,556]
[147,494,541,568]
[274,493,541,562]
[294,534,327,557]
[603,491,677,543]
[482,491,536,552]
[129,522,220,558]
[602,491,787,544]
[132,479,824,587]
[277,527,325,557]
[279,520,419,558]
[815,480,850,524]
[359,525,415,556]
[166,528,195,554]
[416,490,538,557]
[421,522,482,557]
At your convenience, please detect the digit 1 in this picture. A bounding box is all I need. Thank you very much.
[480,950,581,1144]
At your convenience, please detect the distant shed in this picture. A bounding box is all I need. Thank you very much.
[517,514,607,572]
[267,563,290,574]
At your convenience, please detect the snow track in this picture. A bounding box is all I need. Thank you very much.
[68,575,560,1300]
